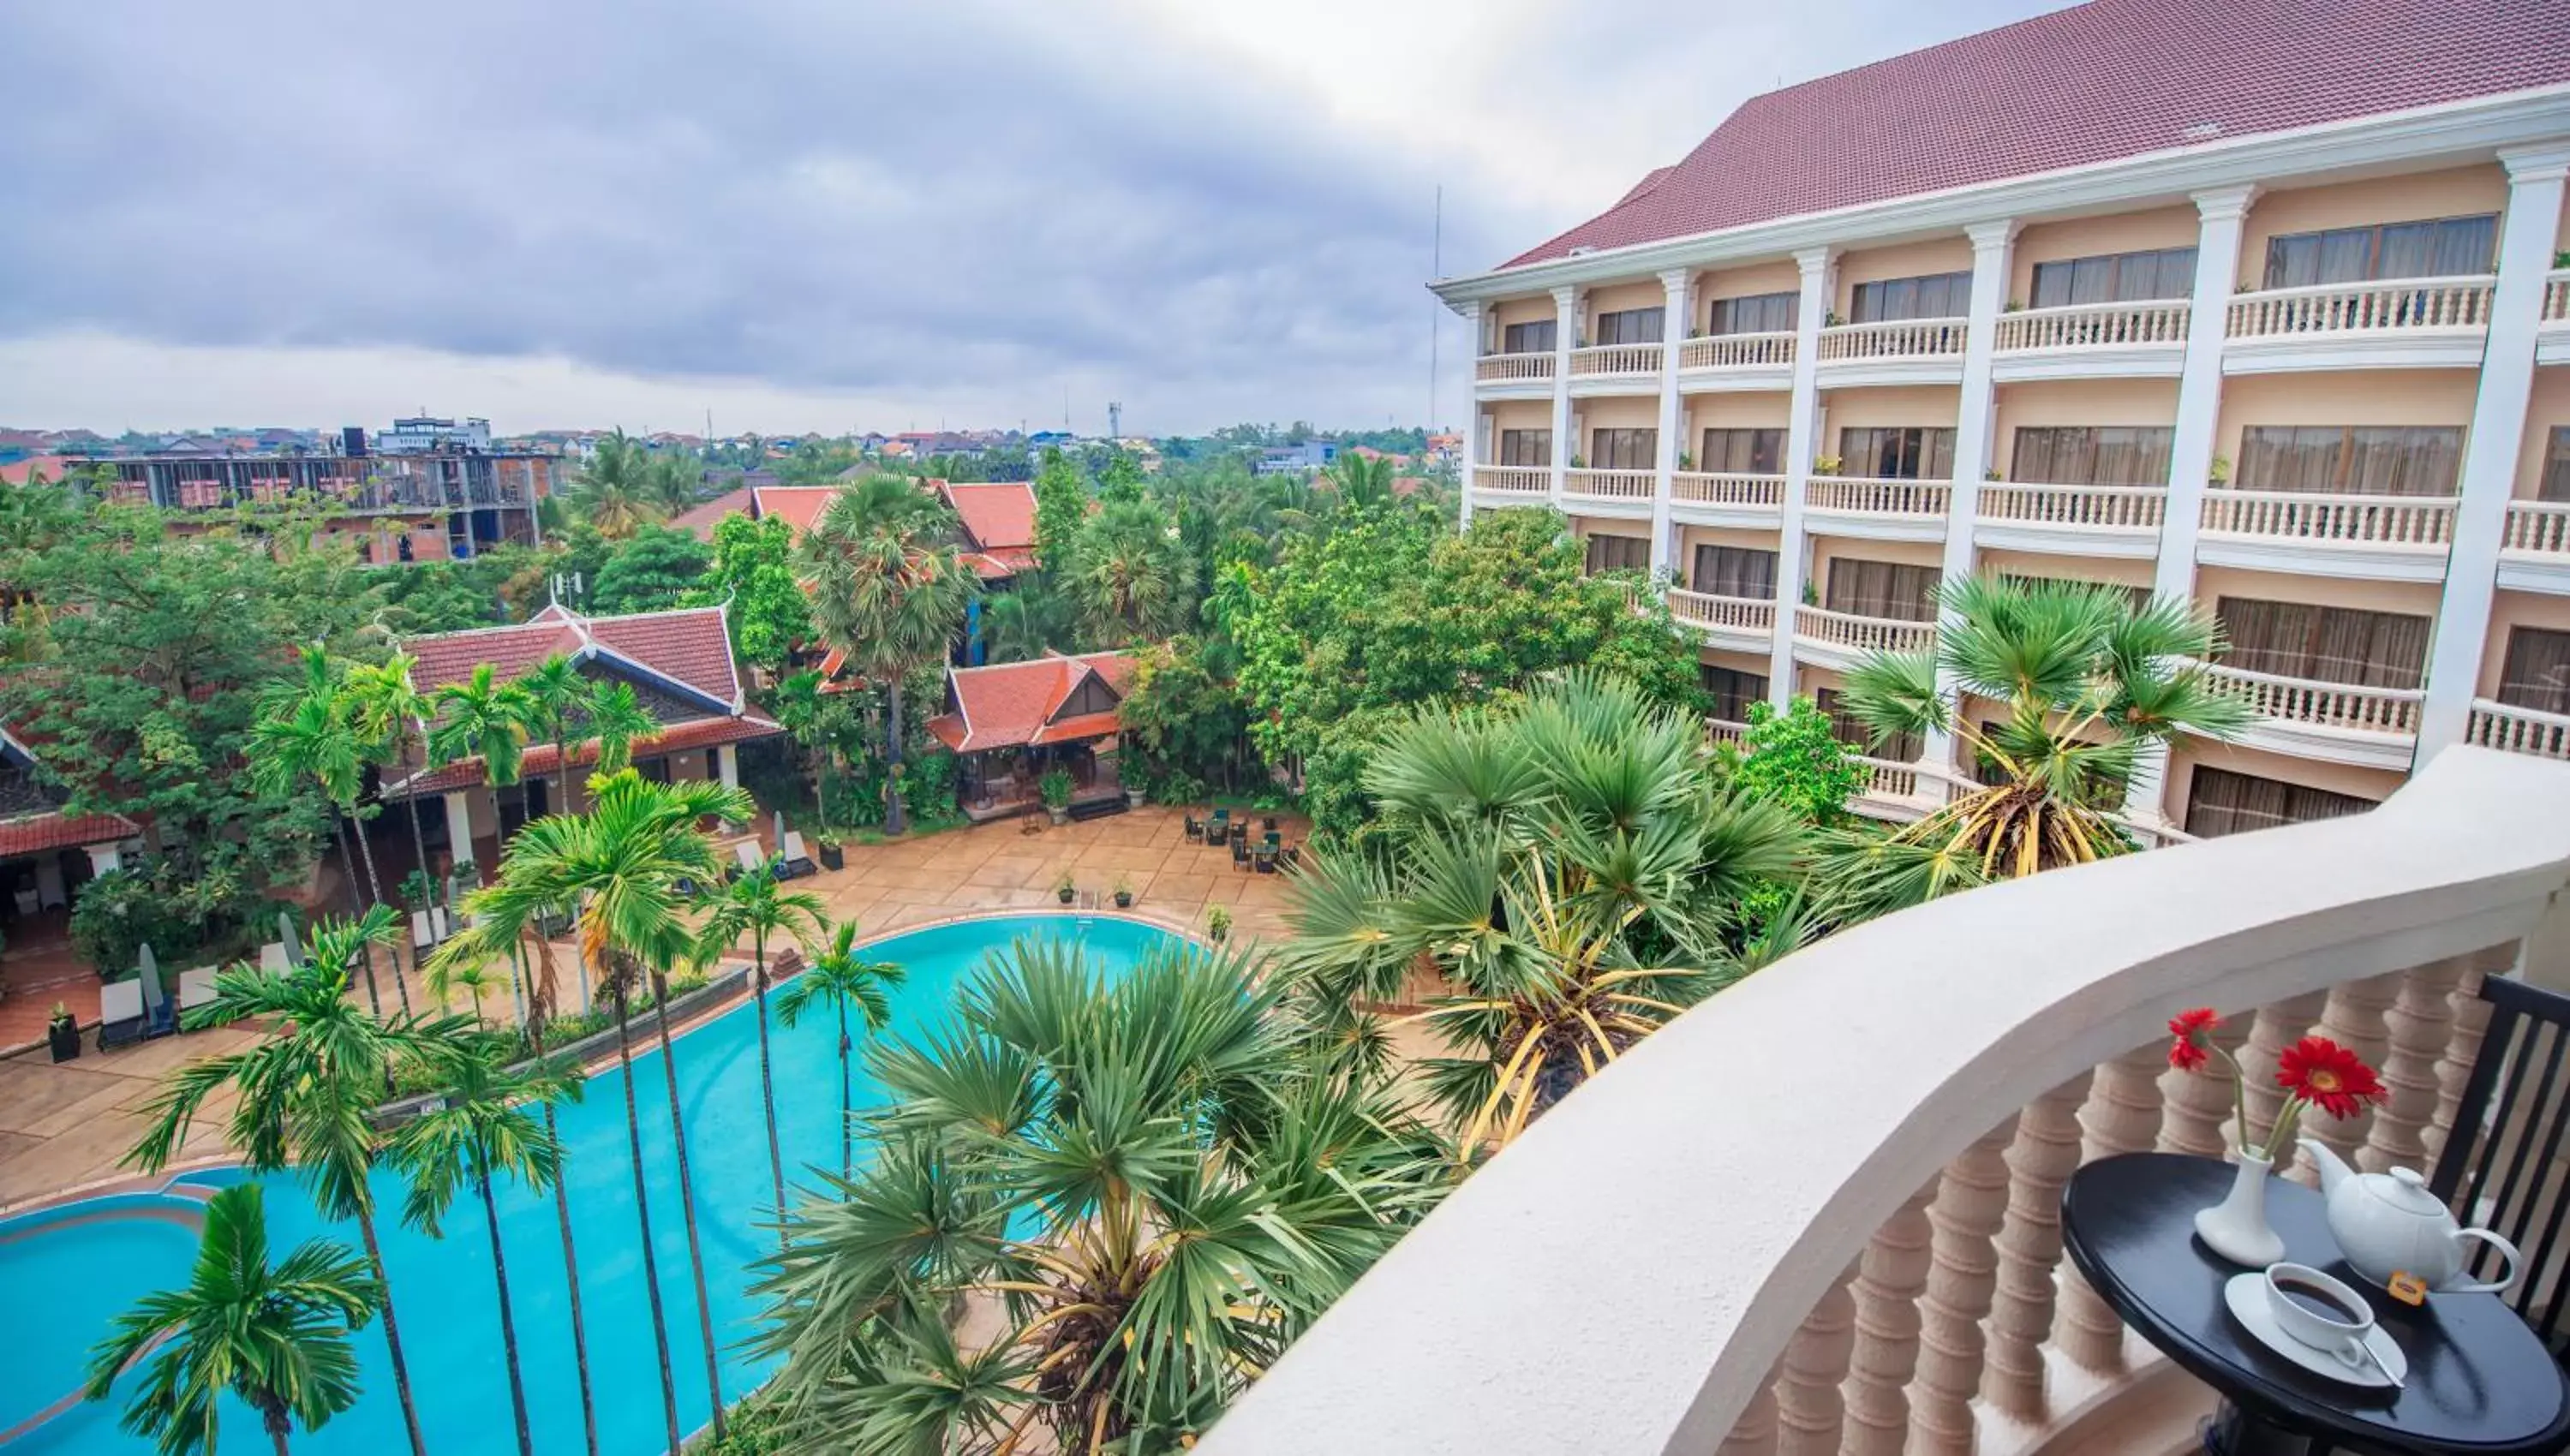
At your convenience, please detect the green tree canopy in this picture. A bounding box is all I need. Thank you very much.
[1031,445,1087,571]
[699,513,809,675]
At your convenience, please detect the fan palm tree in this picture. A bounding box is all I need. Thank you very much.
[772,921,905,1180]
[124,908,469,1456]
[250,647,409,1016]
[1282,670,1809,1152]
[571,430,661,539]
[586,680,660,776]
[385,1035,580,1456]
[749,936,1449,1454]
[1071,498,1192,645]
[694,865,828,1234]
[798,477,976,835]
[443,770,756,1448]
[85,1183,381,1456]
[515,653,595,816]
[1829,576,2251,916]
[343,652,441,915]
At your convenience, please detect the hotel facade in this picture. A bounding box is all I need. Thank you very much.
[1437,0,2570,842]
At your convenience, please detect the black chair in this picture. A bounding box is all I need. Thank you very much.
[1231,838,1251,872]
[1184,815,1204,844]
[2430,974,2570,1360]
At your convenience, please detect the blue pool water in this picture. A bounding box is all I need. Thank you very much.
[2,913,1182,1456]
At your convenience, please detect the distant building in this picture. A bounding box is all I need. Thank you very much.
[1255,440,1340,475]
[99,448,558,563]
[376,415,493,454]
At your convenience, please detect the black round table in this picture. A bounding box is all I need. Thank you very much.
[2061,1153,2570,1456]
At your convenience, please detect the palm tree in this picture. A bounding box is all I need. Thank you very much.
[772,921,904,1180]
[344,652,440,916]
[85,1183,381,1456]
[515,653,595,816]
[799,476,976,835]
[1830,576,2250,916]
[125,907,468,1456]
[428,662,531,793]
[642,450,702,514]
[1282,670,1808,1152]
[750,936,1448,1453]
[445,770,756,1448]
[586,680,660,776]
[1322,451,1398,515]
[251,647,409,1016]
[385,1035,580,1456]
[976,587,1068,665]
[571,429,661,539]
[693,865,827,1235]
[1071,498,1192,644]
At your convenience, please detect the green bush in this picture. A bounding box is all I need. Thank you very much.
[70,864,275,978]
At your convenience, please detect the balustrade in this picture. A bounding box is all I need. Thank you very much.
[1563,468,1655,499]
[1470,465,1551,494]
[1794,606,1937,656]
[2226,275,2495,338]
[1816,318,1967,361]
[1682,331,1796,370]
[1569,342,1664,377]
[1673,471,1785,510]
[2197,661,2424,738]
[2469,698,2570,761]
[1992,298,2189,352]
[1805,475,1951,519]
[1977,481,2164,532]
[2198,488,2455,549]
[2546,270,2570,323]
[1667,590,1776,636]
[2502,501,2570,558]
[1474,351,1555,384]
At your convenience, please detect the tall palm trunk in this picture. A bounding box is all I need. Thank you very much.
[260,1399,294,1456]
[553,730,577,819]
[327,811,382,1015]
[751,928,786,1247]
[835,1001,853,1180]
[613,984,684,1454]
[346,805,415,1016]
[882,681,907,835]
[476,1160,535,1456]
[523,941,600,1456]
[353,1198,429,1456]
[406,797,435,907]
[649,972,728,1443]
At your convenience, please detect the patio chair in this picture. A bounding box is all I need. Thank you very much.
[779,832,818,880]
[411,909,439,952]
[177,967,221,1018]
[1184,815,1204,844]
[1254,845,1276,874]
[1229,822,1249,850]
[97,978,146,1050]
[2430,974,2570,1360]
[1281,844,1301,871]
[1232,838,1251,872]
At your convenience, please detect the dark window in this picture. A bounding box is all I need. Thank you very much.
[2542,427,2570,504]
[1594,308,1665,345]
[2184,766,2377,838]
[1502,319,1557,354]
[2234,427,2464,497]
[1707,291,1798,335]
[638,757,672,784]
[1849,271,1971,323]
[2498,627,2570,716]
[1825,558,1941,623]
[1498,429,1551,467]
[2262,214,2498,288]
[2010,427,2174,486]
[1701,665,1768,722]
[1701,427,1784,474]
[1584,533,1651,574]
[1840,427,1956,480]
[1061,672,1121,718]
[2029,248,2197,307]
[1815,687,1922,761]
[1591,428,1658,470]
[2215,596,2433,689]
[1690,545,1777,600]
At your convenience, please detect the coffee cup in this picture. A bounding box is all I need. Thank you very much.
[2264,1262,2375,1367]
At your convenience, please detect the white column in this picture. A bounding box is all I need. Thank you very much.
[2125,184,2256,825]
[84,843,123,876]
[442,791,474,869]
[1922,221,2017,783]
[1549,285,1579,504]
[1652,267,1690,577]
[1457,301,1483,529]
[717,743,741,791]
[2419,145,2570,759]
[1767,248,1836,704]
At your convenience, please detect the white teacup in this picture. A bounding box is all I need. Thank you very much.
[2264,1262,2376,1368]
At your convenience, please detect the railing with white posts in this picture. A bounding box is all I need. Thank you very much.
[1681,331,1796,370]
[2546,270,2570,323]
[1666,590,1776,637]
[1855,756,1921,801]
[1203,749,2570,1456]
[1993,298,2190,352]
[1794,605,1936,656]
[1978,481,2166,532]
[2198,660,2424,739]
[1470,466,1550,495]
[2469,698,2570,761]
[1805,475,1952,520]
[1706,717,1750,749]
[1474,351,1555,384]
[2225,275,2496,339]
[1671,472,1784,510]
[1563,468,1654,500]
[2503,501,2570,558]
[1815,317,1967,362]
[1568,343,1664,377]
[2198,489,2457,550]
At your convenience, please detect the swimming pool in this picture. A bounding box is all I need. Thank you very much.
[1,913,1185,1455]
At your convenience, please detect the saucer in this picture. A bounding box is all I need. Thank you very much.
[2223,1274,2408,1388]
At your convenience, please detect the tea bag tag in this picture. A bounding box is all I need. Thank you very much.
[2387,1270,2429,1306]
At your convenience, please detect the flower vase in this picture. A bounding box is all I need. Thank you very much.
[2193,1148,2286,1267]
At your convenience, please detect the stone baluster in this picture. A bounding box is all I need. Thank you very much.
[2239,992,2328,1173]
[2053,1047,2166,1372]
[2364,957,2465,1174]
[1838,1189,1935,1456]
[1774,1271,1857,1456]
[2303,972,2400,1173]
[1981,1072,2092,1419]
[2158,1020,2238,1158]
[2430,958,2499,1167]
[1906,1119,2017,1454]
[1718,1373,1779,1456]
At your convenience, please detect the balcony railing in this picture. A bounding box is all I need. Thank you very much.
[2198,488,2456,550]
[2503,500,2570,558]
[2470,698,2570,761]
[1568,343,1664,377]
[1815,316,1967,362]
[1854,755,1921,800]
[2225,274,2495,340]
[1470,465,1550,494]
[1474,351,1555,384]
[1794,604,1935,656]
[2546,269,2570,323]
[1705,717,1749,749]
[1670,471,1784,510]
[1805,474,1951,520]
[164,480,530,513]
[1680,331,1795,370]
[1665,590,1775,637]
[1204,750,2570,1456]
[2198,660,2424,739]
[1992,298,2190,352]
[1977,481,2166,533]
[1563,468,1653,500]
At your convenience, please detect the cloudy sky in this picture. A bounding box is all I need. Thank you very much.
[0,0,2056,437]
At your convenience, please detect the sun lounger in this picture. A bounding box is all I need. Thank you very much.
[777,832,817,880]
[412,909,439,952]
[98,978,146,1049]
[732,841,767,880]
[258,941,291,974]
[178,967,220,1017]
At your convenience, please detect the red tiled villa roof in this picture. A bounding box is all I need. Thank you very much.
[925,652,1137,753]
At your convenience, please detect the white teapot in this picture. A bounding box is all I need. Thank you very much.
[2298,1138,2521,1294]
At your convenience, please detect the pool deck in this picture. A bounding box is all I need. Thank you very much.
[0,804,1306,1211]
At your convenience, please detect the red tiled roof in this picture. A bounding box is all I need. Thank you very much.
[409,606,740,707]
[925,651,1135,752]
[388,713,781,799]
[941,481,1037,552]
[587,607,741,705]
[0,455,75,487]
[0,809,136,857]
[1503,0,2570,269]
[669,487,755,542]
[962,546,1038,582]
[750,486,842,535]
[409,620,587,693]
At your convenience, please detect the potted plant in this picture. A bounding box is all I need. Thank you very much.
[2167,1008,2388,1267]
[1813,456,1844,477]
[1054,871,1077,905]
[1038,767,1075,826]
[1676,451,1696,472]
[816,833,845,872]
[448,859,479,899]
[46,1001,78,1063]
[1112,875,1134,910]
[2208,454,2233,486]
[1568,453,1588,470]
[1206,905,1232,945]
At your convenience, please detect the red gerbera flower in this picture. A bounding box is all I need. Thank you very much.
[2167,1007,2220,1072]
[2277,1035,2388,1121]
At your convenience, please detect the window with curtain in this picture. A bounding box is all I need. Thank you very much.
[1590,428,1658,470]
[1849,272,1972,322]
[1814,687,1922,761]
[2261,214,2498,288]
[1701,665,1768,722]
[2499,627,2570,715]
[2184,766,2378,838]
[2009,426,2175,485]
[1501,319,1557,354]
[1497,429,1551,466]
[1706,291,1798,335]
[1690,545,1778,599]
[1701,427,1785,474]
[1583,533,1651,574]
[2028,247,2198,307]
[1594,308,1665,346]
[2234,427,2465,497]
[1840,426,1957,480]
[1825,558,1941,622]
[2542,427,2570,504]
[2214,596,2433,688]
